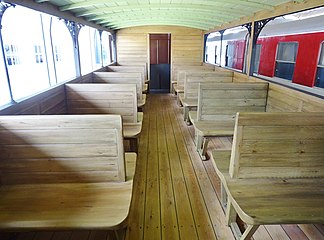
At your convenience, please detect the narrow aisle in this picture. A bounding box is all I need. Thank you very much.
[125,94,233,240]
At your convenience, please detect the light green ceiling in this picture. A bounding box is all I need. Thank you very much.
[35,0,298,30]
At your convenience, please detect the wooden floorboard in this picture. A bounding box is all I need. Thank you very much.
[2,93,324,240]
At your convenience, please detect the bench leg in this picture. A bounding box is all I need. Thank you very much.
[201,137,210,160]
[183,106,189,123]
[195,133,203,150]
[129,138,138,154]
[225,198,237,226]
[226,198,259,240]
[240,224,259,240]
[196,137,209,161]
[177,95,182,106]
[114,228,126,240]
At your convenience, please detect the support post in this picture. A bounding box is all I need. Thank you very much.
[219,30,225,67]
[0,2,16,103]
[246,19,273,76]
[64,19,83,76]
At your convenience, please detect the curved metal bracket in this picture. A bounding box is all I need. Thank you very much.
[0,2,15,28]
[243,23,252,35]
[252,18,274,43]
[63,19,83,48]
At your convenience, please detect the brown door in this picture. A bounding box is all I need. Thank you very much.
[149,34,171,93]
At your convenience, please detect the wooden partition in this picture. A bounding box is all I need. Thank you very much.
[229,69,324,112]
[0,70,99,115]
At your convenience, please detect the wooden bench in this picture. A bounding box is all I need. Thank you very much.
[92,72,146,108]
[211,112,324,240]
[65,83,142,152]
[178,71,233,122]
[116,62,149,83]
[189,82,268,160]
[173,66,214,96]
[0,114,136,237]
[107,66,148,93]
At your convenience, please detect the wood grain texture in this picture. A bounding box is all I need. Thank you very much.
[0,114,137,231]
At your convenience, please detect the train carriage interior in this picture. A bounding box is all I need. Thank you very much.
[0,0,324,240]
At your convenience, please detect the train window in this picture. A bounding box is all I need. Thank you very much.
[222,26,249,72]
[275,42,298,80]
[5,45,20,66]
[79,27,112,74]
[253,44,262,74]
[315,42,324,88]
[205,32,221,65]
[102,32,112,65]
[79,26,95,75]
[0,51,11,107]
[50,17,76,83]
[225,44,234,67]
[1,5,51,101]
[256,6,324,93]
[94,30,102,66]
[110,35,116,62]
[34,45,43,64]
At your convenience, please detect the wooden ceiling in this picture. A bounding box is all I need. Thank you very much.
[35,0,299,30]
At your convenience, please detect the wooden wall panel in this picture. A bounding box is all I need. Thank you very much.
[116,26,204,83]
[227,69,324,112]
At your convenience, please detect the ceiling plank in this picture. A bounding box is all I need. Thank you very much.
[75,3,254,17]
[60,0,275,12]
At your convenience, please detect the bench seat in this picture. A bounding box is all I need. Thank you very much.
[0,153,136,231]
[182,99,197,122]
[189,112,234,159]
[210,112,324,240]
[65,84,143,152]
[211,150,324,236]
[173,84,184,95]
[138,94,147,108]
[0,115,137,235]
[191,82,268,160]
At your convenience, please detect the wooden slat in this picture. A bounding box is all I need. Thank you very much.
[0,115,126,184]
[65,83,138,124]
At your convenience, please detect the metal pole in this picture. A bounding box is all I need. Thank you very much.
[0,2,15,103]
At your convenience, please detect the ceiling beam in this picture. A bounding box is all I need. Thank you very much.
[96,14,227,26]
[109,21,210,30]
[102,16,219,29]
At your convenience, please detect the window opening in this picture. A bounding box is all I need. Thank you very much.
[5,44,20,65]
[34,45,43,63]
[274,42,298,80]
[315,42,324,88]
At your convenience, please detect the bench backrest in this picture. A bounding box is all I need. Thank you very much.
[107,66,146,86]
[0,115,126,185]
[230,112,324,179]
[197,82,268,121]
[65,83,138,123]
[177,67,214,88]
[92,72,143,101]
[116,62,148,81]
[184,71,233,99]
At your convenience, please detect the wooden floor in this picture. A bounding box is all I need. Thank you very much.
[1,94,324,240]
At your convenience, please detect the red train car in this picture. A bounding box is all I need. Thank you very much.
[253,13,324,88]
[256,32,324,87]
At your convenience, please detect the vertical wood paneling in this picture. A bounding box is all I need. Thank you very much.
[116,26,204,84]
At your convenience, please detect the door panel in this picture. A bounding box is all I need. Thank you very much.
[150,34,170,93]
